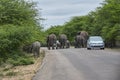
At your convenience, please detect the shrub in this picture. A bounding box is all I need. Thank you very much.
[7,53,34,66]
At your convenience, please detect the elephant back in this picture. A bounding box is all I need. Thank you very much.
[59,34,67,48]
[47,34,57,45]
[32,41,41,51]
[59,34,67,42]
[80,31,89,40]
[32,41,41,47]
[48,34,56,41]
[75,35,85,43]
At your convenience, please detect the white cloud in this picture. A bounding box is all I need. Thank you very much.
[30,0,104,29]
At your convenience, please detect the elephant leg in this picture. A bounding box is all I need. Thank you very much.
[81,43,83,48]
[52,45,54,50]
[47,46,50,50]
[63,45,64,49]
[62,45,64,49]
[33,48,37,58]
[63,43,65,49]
[60,43,62,48]
[61,45,62,48]
[60,43,62,49]
[74,42,77,48]
[76,42,79,48]
[48,44,50,50]
[85,41,87,47]
[52,47,54,50]
[80,40,84,48]
[60,45,62,49]
[37,48,40,57]
[82,41,85,48]
[33,52,37,58]
[48,47,50,50]
[78,43,80,48]
[56,44,58,49]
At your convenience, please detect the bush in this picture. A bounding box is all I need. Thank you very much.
[0,23,46,65]
[0,0,45,66]
[7,56,34,66]
[0,25,28,60]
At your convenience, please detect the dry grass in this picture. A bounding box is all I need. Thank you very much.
[0,50,45,80]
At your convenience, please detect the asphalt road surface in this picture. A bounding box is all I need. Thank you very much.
[32,48,120,80]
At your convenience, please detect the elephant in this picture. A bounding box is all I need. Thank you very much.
[59,34,67,49]
[47,34,57,50]
[66,40,70,48]
[31,41,41,58]
[75,31,89,48]
[74,35,85,48]
[80,31,89,47]
[23,41,41,58]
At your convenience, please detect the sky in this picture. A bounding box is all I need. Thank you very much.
[32,0,104,29]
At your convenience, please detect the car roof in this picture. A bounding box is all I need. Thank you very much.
[89,36,103,40]
[90,36,101,37]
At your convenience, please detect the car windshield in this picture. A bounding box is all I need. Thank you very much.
[90,37,103,41]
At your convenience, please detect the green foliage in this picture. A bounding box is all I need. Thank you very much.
[46,25,63,36]
[102,24,120,41]
[0,0,45,65]
[6,50,34,66]
[0,72,3,76]
[7,57,34,66]
[46,0,120,47]
[0,0,39,26]
[0,25,32,60]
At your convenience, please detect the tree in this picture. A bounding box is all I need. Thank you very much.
[0,0,44,64]
[98,0,120,47]
[0,0,40,26]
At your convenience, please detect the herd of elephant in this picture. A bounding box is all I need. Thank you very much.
[47,34,70,50]
[47,31,89,50]
[23,31,88,58]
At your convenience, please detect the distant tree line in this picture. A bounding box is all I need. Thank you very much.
[46,0,120,47]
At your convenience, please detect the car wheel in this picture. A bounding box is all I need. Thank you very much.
[87,48,91,50]
[101,48,104,50]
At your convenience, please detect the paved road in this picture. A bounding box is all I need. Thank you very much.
[32,48,120,80]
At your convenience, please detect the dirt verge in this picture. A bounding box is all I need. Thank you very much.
[0,49,45,80]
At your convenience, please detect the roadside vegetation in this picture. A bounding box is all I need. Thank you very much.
[46,0,120,47]
[0,50,45,80]
[0,0,46,66]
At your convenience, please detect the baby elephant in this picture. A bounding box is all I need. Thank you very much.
[31,41,41,58]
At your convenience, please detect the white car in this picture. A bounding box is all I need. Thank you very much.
[87,36,105,50]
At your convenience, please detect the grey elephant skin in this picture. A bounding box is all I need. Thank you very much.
[47,34,57,50]
[66,40,70,48]
[80,31,89,47]
[23,41,41,58]
[31,41,41,58]
[59,34,67,49]
[75,31,88,48]
[75,35,85,48]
